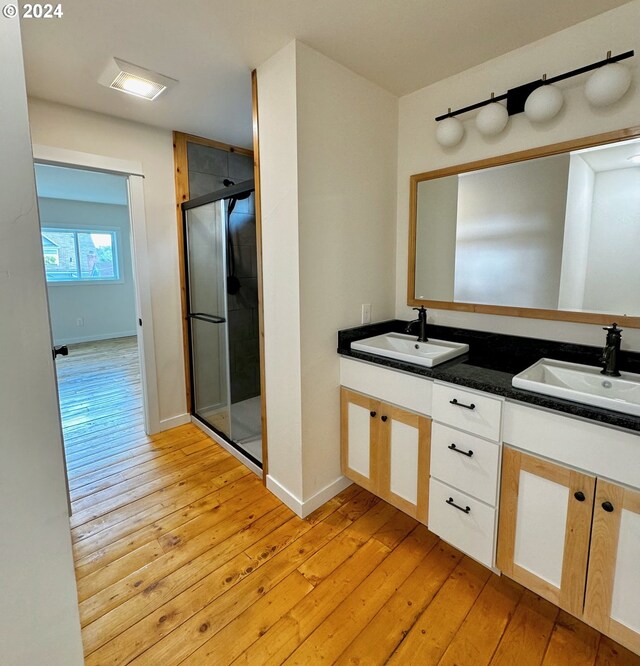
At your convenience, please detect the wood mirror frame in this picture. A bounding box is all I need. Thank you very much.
[407,126,640,328]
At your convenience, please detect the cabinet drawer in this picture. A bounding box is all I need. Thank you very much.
[504,402,640,490]
[428,478,496,568]
[432,382,502,441]
[340,357,432,416]
[430,423,500,505]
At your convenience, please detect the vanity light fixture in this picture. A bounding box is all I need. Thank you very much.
[98,57,177,100]
[435,49,634,146]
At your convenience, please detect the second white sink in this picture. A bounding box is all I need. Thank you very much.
[512,358,640,417]
[351,332,469,368]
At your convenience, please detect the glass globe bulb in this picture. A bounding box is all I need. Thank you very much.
[436,116,464,147]
[524,85,564,123]
[476,102,509,136]
[585,63,631,107]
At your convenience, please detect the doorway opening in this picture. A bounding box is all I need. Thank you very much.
[182,180,263,472]
[35,163,146,472]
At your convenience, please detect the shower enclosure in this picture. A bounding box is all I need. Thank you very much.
[182,180,262,468]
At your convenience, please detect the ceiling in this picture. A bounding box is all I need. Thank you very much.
[20,0,632,149]
[577,137,640,171]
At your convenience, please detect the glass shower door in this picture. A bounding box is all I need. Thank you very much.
[185,200,232,438]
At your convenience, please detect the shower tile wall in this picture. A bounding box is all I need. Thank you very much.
[187,142,259,404]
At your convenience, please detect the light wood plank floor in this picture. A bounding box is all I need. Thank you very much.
[56,338,639,665]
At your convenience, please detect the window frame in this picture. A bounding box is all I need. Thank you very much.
[41,225,124,286]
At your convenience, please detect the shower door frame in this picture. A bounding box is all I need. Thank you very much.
[173,104,268,480]
[182,180,262,472]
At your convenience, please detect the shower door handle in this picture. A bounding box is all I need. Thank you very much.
[188,313,226,324]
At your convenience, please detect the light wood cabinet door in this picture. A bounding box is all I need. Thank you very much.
[340,388,380,493]
[583,480,640,655]
[497,447,595,616]
[376,404,431,523]
[340,388,431,523]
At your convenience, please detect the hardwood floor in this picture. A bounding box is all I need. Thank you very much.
[57,338,639,665]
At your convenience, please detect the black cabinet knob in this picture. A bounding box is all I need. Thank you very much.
[602,501,614,513]
[381,415,388,422]
[574,491,586,502]
[370,411,377,418]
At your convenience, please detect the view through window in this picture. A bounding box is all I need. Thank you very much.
[41,228,119,282]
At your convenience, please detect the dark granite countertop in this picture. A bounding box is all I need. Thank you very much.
[338,320,640,434]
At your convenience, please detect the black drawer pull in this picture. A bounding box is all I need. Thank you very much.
[448,443,473,458]
[574,491,585,502]
[381,415,388,422]
[446,497,471,514]
[370,411,377,418]
[449,398,476,410]
[602,501,614,513]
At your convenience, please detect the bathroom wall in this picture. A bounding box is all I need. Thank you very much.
[0,19,83,664]
[582,167,640,314]
[558,155,595,311]
[395,0,640,351]
[39,198,137,345]
[454,155,569,309]
[27,98,188,428]
[256,41,304,501]
[415,176,458,301]
[258,41,398,513]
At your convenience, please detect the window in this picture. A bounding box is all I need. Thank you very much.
[41,228,120,283]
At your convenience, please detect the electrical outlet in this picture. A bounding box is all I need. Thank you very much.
[361,303,371,324]
[76,318,84,327]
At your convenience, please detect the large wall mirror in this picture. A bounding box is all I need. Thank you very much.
[408,127,640,327]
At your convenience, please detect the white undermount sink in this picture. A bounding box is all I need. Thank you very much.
[351,332,469,368]
[512,358,640,417]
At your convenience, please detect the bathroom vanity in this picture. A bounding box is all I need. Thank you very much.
[338,320,640,654]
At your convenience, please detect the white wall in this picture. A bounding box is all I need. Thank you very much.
[296,42,398,504]
[454,155,569,309]
[583,167,640,314]
[27,98,188,424]
[0,19,83,665]
[558,155,595,311]
[396,1,640,351]
[257,41,305,502]
[258,41,398,513]
[39,198,137,344]
[415,176,458,301]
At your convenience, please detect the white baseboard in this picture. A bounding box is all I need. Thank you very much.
[54,330,137,345]
[191,417,263,478]
[159,413,191,431]
[266,474,353,518]
[265,476,304,515]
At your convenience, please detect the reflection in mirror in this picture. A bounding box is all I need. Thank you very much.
[413,134,640,320]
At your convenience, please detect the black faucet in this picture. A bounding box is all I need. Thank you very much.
[600,323,622,377]
[405,306,429,342]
